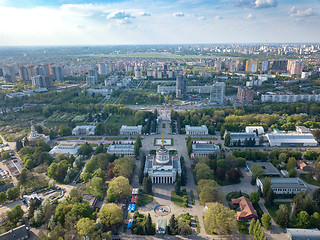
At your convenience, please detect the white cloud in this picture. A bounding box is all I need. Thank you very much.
[255,0,277,8]
[198,16,207,20]
[173,12,185,17]
[214,16,223,20]
[107,10,134,20]
[245,13,256,19]
[139,12,151,17]
[289,7,316,18]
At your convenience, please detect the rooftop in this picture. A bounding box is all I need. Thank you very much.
[247,161,280,176]
[266,133,317,144]
[186,125,208,130]
[287,228,320,240]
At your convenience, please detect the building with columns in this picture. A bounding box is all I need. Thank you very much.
[144,142,181,184]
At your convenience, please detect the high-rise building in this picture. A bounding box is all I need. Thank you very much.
[245,59,258,73]
[52,66,63,81]
[18,67,30,81]
[134,67,142,80]
[98,63,108,75]
[261,60,269,73]
[237,86,254,103]
[28,65,35,78]
[31,75,52,88]
[3,65,17,82]
[210,82,226,104]
[157,68,162,79]
[86,69,98,86]
[176,74,186,99]
[287,60,304,75]
[214,59,222,72]
[270,60,288,73]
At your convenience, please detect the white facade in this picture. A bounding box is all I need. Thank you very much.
[27,123,50,143]
[257,178,307,195]
[245,126,264,135]
[192,143,220,157]
[261,94,320,103]
[266,133,317,147]
[186,125,208,135]
[229,133,258,145]
[49,142,80,157]
[144,145,181,184]
[120,125,142,135]
[107,144,134,156]
[210,82,225,104]
[72,126,96,136]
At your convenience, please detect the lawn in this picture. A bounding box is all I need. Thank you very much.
[190,190,195,205]
[171,189,188,207]
[194,215,200,233]
[300,173,320,187]
[190,137,218,141]
[137,192,154,207]
[265,202,291,222]
[238,221,249,235]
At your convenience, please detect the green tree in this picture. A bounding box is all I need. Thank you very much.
[168,214,178,235]
[249,218,256,236]
[6,187,19,200]
[297,211,310,228]
[16,140,23,152]
[265,189,274,206]
[0,192,6,204]
[204,202,237,235]
[78,143,93,156]
[145,213,154,235]
[276,204,289,228]
[195,163,213,182]
[87,176,104,198]
[224,133,231,146]
[220,125,225,139]
[1,151,10,160]
[312,188,320,207]
[310,212,320,228]
[262,177,271,197]
[76,218,95,239]
[251,164,265,179]
[187,141,193,156]
[107,176,132,200]
[261,213,271,230]
[7,205,24,224]
[143,176,152,194]
[99,203,123,230]
[249,192,260,205]
[286,157,297,171]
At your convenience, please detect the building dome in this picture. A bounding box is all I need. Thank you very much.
[156,146,170,164]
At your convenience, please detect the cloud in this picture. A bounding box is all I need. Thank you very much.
[139,12,151,17]
[117,18,133,24]
[214,16,223,20]
[255,0,277,8]
[198,16,207,20]
[289,7,317,19]
[173,12,185,17]
[107,10,134,20]
[233,0,277,9]
[245,13,256,19]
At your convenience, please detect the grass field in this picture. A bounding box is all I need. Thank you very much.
[265,202,291,223]
[137,192,154,206]
[171,189,188,207]
[106,115,133,128]
[194,215,200,233]
[300,173,320,187]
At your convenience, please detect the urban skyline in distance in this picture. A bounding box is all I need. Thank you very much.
[0,0,320,46]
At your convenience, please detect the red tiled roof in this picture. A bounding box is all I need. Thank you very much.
[231,196,258,220]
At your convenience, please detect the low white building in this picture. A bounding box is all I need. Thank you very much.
[49,142,80,157]
[266,133,317,147]
[287,228,320,240]
[107,144,134,156]
[120,125,142,135]
[256,178,307,195]
[192,143,220,157]
[72,126,96,136]
[186,125,208,135]
[261,94,320,103]
[245,126,264,135]
[229,133,258,146]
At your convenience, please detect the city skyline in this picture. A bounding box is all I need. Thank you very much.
[0,0,319,46]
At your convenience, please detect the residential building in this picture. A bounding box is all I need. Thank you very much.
[287,60,304,75]
[52,66,63,81]
[49,142,80,157]
[245,126,264,135]
[287,228,320,240]
[144,143,181,184]
[31,75,52,88]
[297,160,310,171]
[231,196,258,221]
[120,125,142,135]
[176,74,186,99]
[107,143,134,156]
[245,59,257,73]
[256,178,307,195]
[237,86,254,103]
[261,94,320,103]
[0,225,28,240]
[191,143,220,157]
[72,126,96,136]
[229,133,258,146]
[210,82,225,104]
[246,161,281,177]
[134,67,142,79]
[185,125,208,135]
[261,60,269,73]
[266,133,317,147]
[18,67,30,82]
[86,69,98,86]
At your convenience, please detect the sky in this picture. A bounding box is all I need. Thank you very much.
[0,0,319,46]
